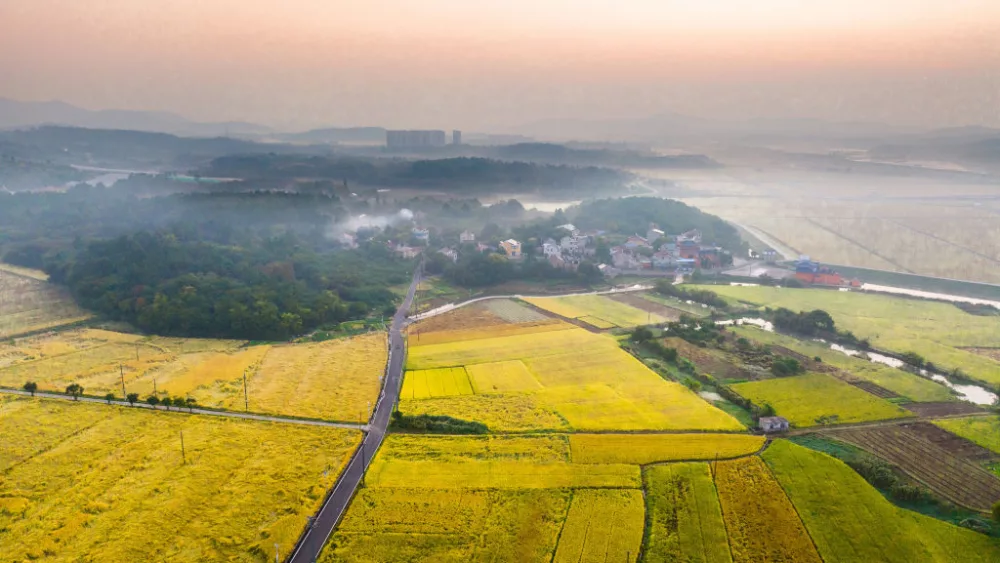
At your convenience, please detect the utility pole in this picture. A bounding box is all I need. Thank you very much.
[135,343,139,361]
[243,370,249,412]
[274,544,280,563]
[120,364,126,398]
[153,377,157,396]
[180,431,186,464]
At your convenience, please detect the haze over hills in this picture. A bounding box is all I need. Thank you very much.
[0,97,271,137]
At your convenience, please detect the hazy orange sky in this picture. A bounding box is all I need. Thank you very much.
[1,0,998,131]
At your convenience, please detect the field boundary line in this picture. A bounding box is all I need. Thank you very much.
[0,388,367,430]
[759,450,824,559]
[803,218,916,273]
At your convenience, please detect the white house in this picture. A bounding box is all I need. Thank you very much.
[460,230,476,243]
[647,227,665,242]
[438,248,459,262]
[542,239,561,258]
[412,227,430,241]
[759,416,790,433]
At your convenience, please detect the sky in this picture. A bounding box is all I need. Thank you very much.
[1,0,998,131]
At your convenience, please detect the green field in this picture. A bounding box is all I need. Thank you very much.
[763,440,1000,562]
[731,373,911,427]
[933,416,1000,454]
[642,463,732,563]
[730,326,956,402]
[699,285,1000,387]
[522,294,664,328]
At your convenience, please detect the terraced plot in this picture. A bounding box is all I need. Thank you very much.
[828,425,1000,511]
[643,463,732,563]
[731,373,911,427]
[0,396,359,563]
[934,416,1000,454]
[763,440,1000,562]
[714,456,822,563]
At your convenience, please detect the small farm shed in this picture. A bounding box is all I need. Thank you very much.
[758,416,790,433]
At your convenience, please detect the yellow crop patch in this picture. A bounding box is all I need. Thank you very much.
[408,319,572,346]
[552,489,645,563]
[466,360,541,393]
[406,327,606,370]
[401,367,474,399]
[158,346,270,397]
[368,459,641,489]
[0,397,359,562]
[523,294,665,327]
[569,433,764,465]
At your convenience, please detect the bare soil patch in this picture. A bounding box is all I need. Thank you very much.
[827,424,1000,511]
[849,380,901,400]
[903,402,987,418]
[900,422,998,463]
[608,293,683,321]
[962,348,1000,362]
[411,304,510,334]
[665,337,763,381]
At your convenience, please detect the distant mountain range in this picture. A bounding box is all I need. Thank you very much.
[0,97,271,137]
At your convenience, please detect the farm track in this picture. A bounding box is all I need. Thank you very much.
[0,388,367,430]
[824,425,1000,512]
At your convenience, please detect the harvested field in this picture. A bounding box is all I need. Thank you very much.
[714,456,822,563]
[609,292,684,321]
[849,380,901,399]
[827,425,1000,511]
[763,439,1000,562]
[904,401,986,417]
[0,267,92,338]
[643,463,732,563]
[409,303,510,333]
[484,299,549,322]
[899,421,998,462]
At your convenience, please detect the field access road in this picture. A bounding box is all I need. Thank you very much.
[409,283,653,322]
[288,264,421,563]
[0,388,366,430]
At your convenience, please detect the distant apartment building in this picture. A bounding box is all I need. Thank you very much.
[386,130,447,149]
[452,130,462,145]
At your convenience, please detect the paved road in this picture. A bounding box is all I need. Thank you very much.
[409,283,652,322]
[0,388,365,430]
[288,265,421,563]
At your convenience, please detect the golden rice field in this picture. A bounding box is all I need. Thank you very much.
[522,294,665,328]
[0,396,359,562]
[703,285,1000,387]
[400,367,474,399]
[553,489,645,563]
[731,373,911,427]
[401,322,744,432]
[0,328,388,421]
[643,463,732,563]
[323,434,658,563]
[763,440,1000,562]
[569,433,765,465]
[0,265,92,339]
[714,456,823,563]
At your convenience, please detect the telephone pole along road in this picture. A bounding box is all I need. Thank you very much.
[288,264,421,563]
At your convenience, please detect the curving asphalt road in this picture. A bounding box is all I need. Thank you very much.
[287,264,421,563]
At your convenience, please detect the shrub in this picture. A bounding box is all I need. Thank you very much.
[771,357,804,377]
[890,484,925,502]
[390,414,488,434]
[849,456,898,489]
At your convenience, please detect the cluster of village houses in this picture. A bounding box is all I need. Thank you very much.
[370,222,728,274]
